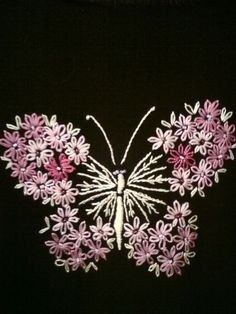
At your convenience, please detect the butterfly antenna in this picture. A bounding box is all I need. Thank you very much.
[120,106,156,165]
[86,115,116,165]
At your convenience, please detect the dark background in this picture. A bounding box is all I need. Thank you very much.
[0,1,236,313]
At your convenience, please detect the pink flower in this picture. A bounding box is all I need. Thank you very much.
[65,135,90,165]
[10,158,36,183]
[87,240,110,262]
[148,220,172,250]
[23,171,54,201]
[50,207,79,234]
[133,240,158,266]
[206,144,229,169]
[157,246,185,277]
[67,221,91,246]
[164,200,191,227]
[21,113,45,139]
[26,138,54,167]
[67,247,87,271]
[123,216,149,245]
[43,124,70,152]
[51,180,79,207]
[169,168,193,196]
[44,153,75,181]
[45,233,74,258]
[167,144,195,170]
[195,100,221,132]
[148,128,177,154]
[0,130,26,161]
[213,121,236,149]
[174,226,198,252]
[189,130,213,155]
[174,114,196,140]
[191,159,215,189]
[89,216,114,241]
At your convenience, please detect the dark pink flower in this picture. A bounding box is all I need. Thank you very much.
[158,246,185,277]
[44,153,75,181]
[10,157,36,183]
[87,240,110,262]
[206,144,229,169]
[45,233,74,258]
[195,100,221,131]
[174,226,198,252]
[133,240,158,266]
[0,131,26,161]
[148,220,172,250]
[21,113,45,139]
[167,144,195,170]
[213,121,236,149]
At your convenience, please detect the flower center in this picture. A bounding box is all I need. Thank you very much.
[13,143,18,148]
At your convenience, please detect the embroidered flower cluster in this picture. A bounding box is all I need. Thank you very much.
[148,100,236,197]
[0,113,90,206]
[124,201,198,277]
[43,210,115,272]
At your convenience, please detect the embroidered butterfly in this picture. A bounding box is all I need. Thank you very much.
[0,100,235,277]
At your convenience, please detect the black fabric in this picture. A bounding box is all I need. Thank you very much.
[0,1,235,313]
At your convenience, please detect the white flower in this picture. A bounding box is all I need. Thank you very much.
[65,135,90,165]
[89,216,114,241]
[51,180,79,207]
[43,123,70,152]
[148,128,177,154]
[169,168,193,196]
[189,130,213,155]
[26,138,54,167]
[50,207,79,234]
[174,114,196,141]
[191,159,215,189]
[164,200,191,227]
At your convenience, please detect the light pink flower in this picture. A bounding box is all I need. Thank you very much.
[21,113,45,139]
[44,153,75,181]
[23,171,54,201]
[189,130,213,155]
[174,226,198,252]
[174,114,196,140]
[167,144,195,170]
[67,221,91,246]
[51,180,79,207]
[133,240,158,266]
[164,200,191,227]
[195,100,221,132]
[43,123,70,152]
[45,233,74,258]
[206,144,229,169]
[158,246,185,277]
[26,138,54,167]
[89,216,114,241]
[148,220,172,250]
[169,168,193,196]
[67,248,87,271]
[213,121,236,148]
[10,158,36,183]
[191,159,215,189]
[87,240,110,262]
[50,207,79,234]
[148,128,177,154]
[65,135,90,165]
[0,130,26,161]
[123,216,149,245]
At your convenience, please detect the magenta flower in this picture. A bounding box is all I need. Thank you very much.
[174,226,198,252]
[133,240,159,266]
[89,216,114,241]
[206,144,229,169]
[0,130,26,161]
[158,246,185,277]
[123,216,149,245]
[189,130,213,155]
[43,124,70,152]
[195,100,221,132]
[65,135,90,165]
[174,114,196,140]
[167,144,195,170]
[169,168,193,196]
[10,157,36,183]
[148,128,177,154]
[148,220,172,250]
[50,207,79,234]
[44,153,75,181]
[67,247,87,271]
[45,233,74,258]
[51,180,79,207]
[164,200,191,228]
[213,121,236,148]
[191,159,215,189]
[23,171,54,201]
[67,221,91,246]
[87,240,110,262]
[21,113,45,139]
[26,138,54,167]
